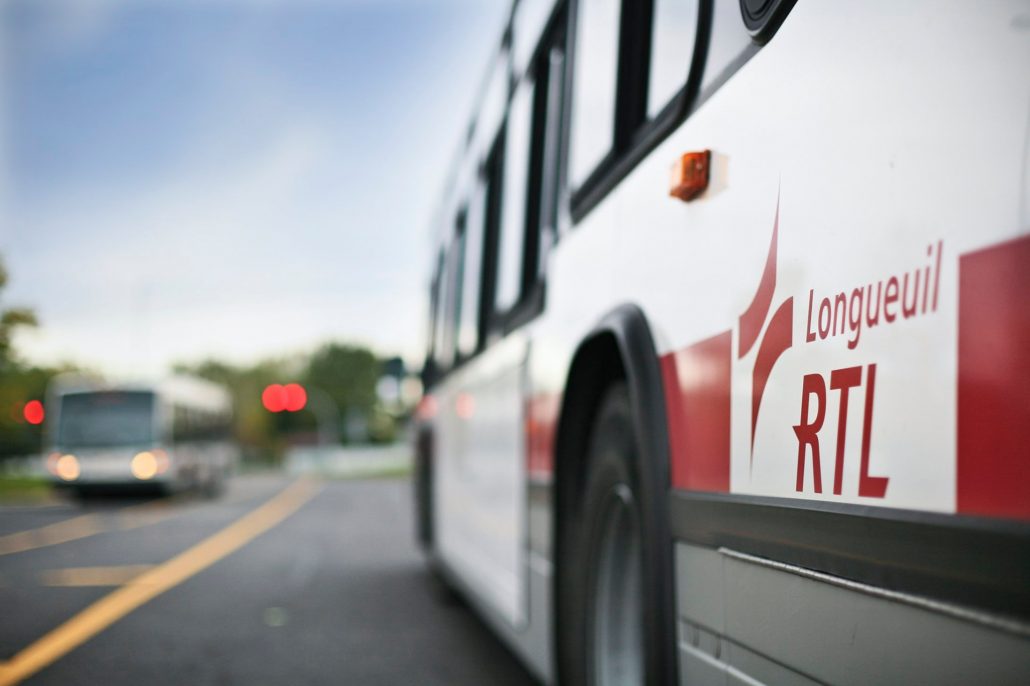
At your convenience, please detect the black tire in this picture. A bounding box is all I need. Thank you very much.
[414,427,434,549]
[426,557,465,608]
[558,382,673,686]
[201,467,226,499]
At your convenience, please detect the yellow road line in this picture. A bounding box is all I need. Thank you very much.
[39,565,155,588]
[0,497,175,557]
[0,478,320,686]
[0,489,257,557]
[0,514,107,556]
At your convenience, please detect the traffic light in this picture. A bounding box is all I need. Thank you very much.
[23,400,45,425]
[262,384,307,413]
[283,383,307,412]
[262,384,287,412]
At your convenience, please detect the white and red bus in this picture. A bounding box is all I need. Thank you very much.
[414,1,1030,683]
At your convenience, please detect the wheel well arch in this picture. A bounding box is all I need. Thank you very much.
[553,330,626,522]
[551,303,676,684]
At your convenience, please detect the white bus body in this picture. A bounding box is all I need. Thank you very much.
[415,1,1030,684]
[44,375,235,495]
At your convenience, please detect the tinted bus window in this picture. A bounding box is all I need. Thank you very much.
[425,251,444,376]
[431,250,450,371]
[58,391,155,447]
[702,0,752,91]
[648,0,700,117]
[458,183,487,356]
[569,0,621,188]
[437,238,461,369]
[496,81,535,313]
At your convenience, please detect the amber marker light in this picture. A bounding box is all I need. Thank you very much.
[669,150,711,202]
[55,454,80,481]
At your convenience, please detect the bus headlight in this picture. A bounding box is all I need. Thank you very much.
[131,451,159,480]
[131,450,169,480]
[55,454,80,481]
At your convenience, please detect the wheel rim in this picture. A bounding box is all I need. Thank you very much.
[591,483,644,686]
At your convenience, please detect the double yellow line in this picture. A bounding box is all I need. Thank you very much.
[0,478,320,686]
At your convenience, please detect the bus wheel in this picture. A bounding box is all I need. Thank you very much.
[561,382,651,686]
[202,468,226,499]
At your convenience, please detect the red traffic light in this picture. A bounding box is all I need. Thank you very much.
[262,384,287,413]
[262,383,307,413]
[23,400,45,425]
[283,383,307,412]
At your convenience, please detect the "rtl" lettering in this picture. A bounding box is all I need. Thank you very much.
[792,364,889,498]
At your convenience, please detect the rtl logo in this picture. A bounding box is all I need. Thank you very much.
[794,364,888,498]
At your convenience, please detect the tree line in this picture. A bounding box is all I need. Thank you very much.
[0,255,405,462]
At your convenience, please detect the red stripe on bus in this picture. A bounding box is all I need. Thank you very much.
[957,234,1030,519]
[738,200,779,359]
[661,331,732,492]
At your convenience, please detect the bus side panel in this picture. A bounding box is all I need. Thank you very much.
[433,335,529,628]
[607,1,1030,683]
[675,543,1030,686]
[618,1,1030,517]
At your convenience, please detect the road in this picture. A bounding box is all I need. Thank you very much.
[0,474,539,685]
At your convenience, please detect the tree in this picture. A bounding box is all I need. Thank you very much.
[0,256,38,371]
[302,343,381,438]
[174,357,305,462]
[0,253,54,459]
[178,341,387,455]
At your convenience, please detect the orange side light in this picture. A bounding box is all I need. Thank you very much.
[669,150,711,202]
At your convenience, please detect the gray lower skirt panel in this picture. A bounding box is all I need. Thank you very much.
[675,542,1030,686]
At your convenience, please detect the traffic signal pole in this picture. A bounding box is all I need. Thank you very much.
[304,386,340,447]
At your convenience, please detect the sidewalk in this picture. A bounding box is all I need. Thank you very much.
[284,443,411,479]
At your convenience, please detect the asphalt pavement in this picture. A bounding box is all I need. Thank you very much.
[0,473,539,685]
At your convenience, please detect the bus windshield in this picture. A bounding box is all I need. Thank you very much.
[58,391,156,447]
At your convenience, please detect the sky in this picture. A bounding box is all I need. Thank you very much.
[0,0,508,378]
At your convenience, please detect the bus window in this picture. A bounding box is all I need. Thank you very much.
[424,251,445,385]
[58,391,155,447]
[437,233,461,370]
[458,182,487,357]
[538,24,566,242]
[495,12,566,326]
[569,0,621,189]
[496,81,535,313]
[702,0,752,92]
[648,0,700,118]
[432,249,451,372]
[173,405,190,442]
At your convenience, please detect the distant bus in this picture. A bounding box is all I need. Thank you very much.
[43,376,235,496]
[414,1,1030,684]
